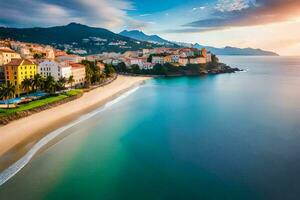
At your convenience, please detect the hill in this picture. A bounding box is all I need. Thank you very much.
[119,30,177,47]
[0,23,161,55]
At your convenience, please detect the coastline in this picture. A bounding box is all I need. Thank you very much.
[0,75,151,173]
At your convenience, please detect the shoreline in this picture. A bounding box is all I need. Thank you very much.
[0,75,151,176]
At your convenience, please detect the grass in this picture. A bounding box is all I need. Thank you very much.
[0,89,83,117]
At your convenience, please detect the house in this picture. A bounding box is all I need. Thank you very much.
[5,59,37,92]
[189,57,207,64]
[38,60,72,81]
[123,57,146,68]
[140,62,155,70]
[206,52,212,63]
[163,55,172,63]
[152,56,165,65]
[178,57,189,66]
[0,49,21,66]
[70,63,86,87]
[56,55,85,63]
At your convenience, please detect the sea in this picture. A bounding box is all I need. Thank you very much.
[0,56,300,200]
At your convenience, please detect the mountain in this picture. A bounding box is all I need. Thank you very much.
[120,30,177,47]
[192,43,279,56]
[0,23,161,55]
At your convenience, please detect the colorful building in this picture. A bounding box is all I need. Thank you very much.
[0,49,21,66]
[70,63,86,87]
[38,60,72,81]
[5,59,37,92]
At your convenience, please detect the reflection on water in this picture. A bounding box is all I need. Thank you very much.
[0,56,300,200]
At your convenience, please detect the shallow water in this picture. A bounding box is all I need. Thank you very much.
[1,56,300,200]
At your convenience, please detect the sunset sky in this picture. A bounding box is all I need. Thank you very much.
[1,0,300,55]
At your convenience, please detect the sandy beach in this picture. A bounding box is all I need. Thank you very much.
[0,75,150,170]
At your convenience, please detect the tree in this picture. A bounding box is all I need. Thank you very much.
[32,74,44,91]
[68,75,75,89]
[131,64,141,74]
[33,53,44,59]
[2,82,16,108]
[147,54,154,62]
[44,76,57,94]
[21,78,32,95]
[115,62,127,73]
[211,54,219,67]
[57,77,67,91]
[0,84,4,100]
[104,64,115,77]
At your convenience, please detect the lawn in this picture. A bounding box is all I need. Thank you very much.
[0,89,82,117]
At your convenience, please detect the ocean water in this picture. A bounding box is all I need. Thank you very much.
[1,56,300,200]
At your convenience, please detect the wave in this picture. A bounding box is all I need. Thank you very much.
[0,86,141,186]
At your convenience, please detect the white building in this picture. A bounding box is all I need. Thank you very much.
[152,56,165,65]
[38,60,72,81]
[140,62,155,70]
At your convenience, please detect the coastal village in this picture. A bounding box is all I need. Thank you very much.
[0,40,213,92]
[0,38,231,124]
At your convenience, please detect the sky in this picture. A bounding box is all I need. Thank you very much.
[0,0,300,55]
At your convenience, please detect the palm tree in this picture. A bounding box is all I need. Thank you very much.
[57,77,67,91]
[0,84,4,100]
[31,74,43,92]
[68,75,75,89]
[21,78,32,95]
[44,76,57,94]
[2,82,16,108]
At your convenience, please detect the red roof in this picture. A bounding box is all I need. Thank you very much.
[6,58,35,66]
[0,48,16,53]
[70,63,85,68]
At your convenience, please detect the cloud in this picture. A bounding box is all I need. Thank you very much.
[181,0,300,32]
[215,0,252,12]
[0,0,145,30]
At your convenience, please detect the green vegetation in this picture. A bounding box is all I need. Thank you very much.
[0,82,16,108]
[112,62,219,76]
[0,89,82,117]
[81,60,105,86]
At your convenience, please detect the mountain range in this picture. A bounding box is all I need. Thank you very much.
[0,23,279,56]
[119,30,177,47]
[0,23,161,55]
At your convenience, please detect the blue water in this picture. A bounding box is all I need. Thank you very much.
[0,56,300,200]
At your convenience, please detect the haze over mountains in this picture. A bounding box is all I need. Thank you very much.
[122,30,279,56]
[0,23,278,56]
[119,30,176,47]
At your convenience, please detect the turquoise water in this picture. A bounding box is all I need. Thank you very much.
[1,56,300,200]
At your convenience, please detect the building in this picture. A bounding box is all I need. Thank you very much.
[152,56,165,65]
[56,55,85,63]
[0,49,21,66]
[38,60,72,81]
[189,57,207,64]
[140,62,155,70]
[5,59,37,92]
[206,52,212,63]
[163,55,172,63]
[70,63,86,87]
[178,57,189,66]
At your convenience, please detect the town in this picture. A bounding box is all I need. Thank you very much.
[0,40,218,89]
[0,39,237,122]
